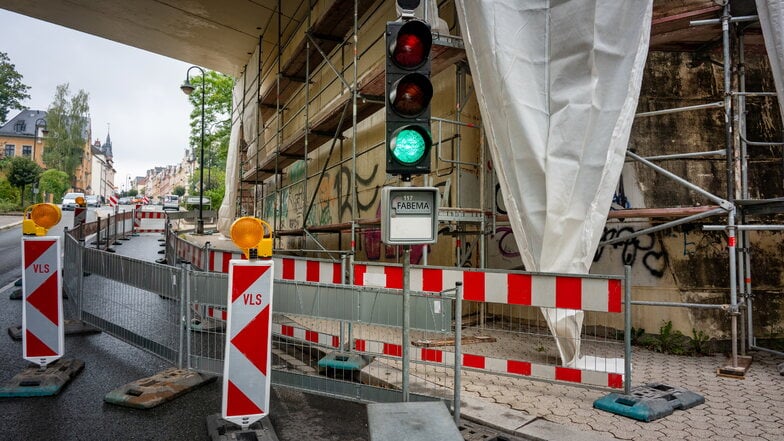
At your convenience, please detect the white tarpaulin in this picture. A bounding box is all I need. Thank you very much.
[217,75,246,236]
[756,0,784,128]
[218,46,261,237]
[456,0,651,367]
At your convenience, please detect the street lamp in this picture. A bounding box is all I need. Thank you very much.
[33,118,47,203]
[180,65,206,234]
[33,117,47,166]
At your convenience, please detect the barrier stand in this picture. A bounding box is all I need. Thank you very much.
[0,204,84,397]
[103,222,215,409]
[208,217,279,441]
[104,216,115,253]
[119,210,131,241]
[111,212,122,247]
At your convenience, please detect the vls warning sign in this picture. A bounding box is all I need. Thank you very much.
[381,187,439,245]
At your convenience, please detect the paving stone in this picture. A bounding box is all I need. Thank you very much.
[685,427,715,438]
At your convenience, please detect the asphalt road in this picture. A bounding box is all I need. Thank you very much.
[0,221,371,441]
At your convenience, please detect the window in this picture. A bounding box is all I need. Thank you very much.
[4,144,14,157]
[22,145,32,158]
[13,121,26,132]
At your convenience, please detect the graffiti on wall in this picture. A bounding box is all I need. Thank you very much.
[594,226,667,278]
[335,164,380,220]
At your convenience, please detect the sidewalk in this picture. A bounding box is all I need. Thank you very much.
[124,230,784,440]
[289,313,784,441]
[0,214,22,231]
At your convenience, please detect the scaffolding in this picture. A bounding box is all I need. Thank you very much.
[232,1,783,374]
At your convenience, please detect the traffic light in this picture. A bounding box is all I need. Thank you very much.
[386,18,433,180]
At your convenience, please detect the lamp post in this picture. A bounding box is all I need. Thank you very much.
[180,66,206,234]
[32,118,47,203]
[33,117,47,166]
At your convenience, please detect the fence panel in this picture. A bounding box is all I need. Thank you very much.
[187,270,228,374]
[78,246,183,365]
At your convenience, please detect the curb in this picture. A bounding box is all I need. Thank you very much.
[0,220,22,231]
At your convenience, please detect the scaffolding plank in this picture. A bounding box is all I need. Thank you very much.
[259,0,378,119]
[245,40,466,183]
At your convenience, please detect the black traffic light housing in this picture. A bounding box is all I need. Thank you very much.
[385,19,433,180]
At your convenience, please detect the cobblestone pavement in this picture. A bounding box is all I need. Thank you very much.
[459,348,784,440]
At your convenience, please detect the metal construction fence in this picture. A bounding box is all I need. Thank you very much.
[63,221,633,409]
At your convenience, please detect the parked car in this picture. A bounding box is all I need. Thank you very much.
[162,194,180,211]
[119,197,132,205]
[61,192,85,211]
[85,195,101,207]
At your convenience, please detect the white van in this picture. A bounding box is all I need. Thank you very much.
[62,192,85,211]
[162,194,180,211]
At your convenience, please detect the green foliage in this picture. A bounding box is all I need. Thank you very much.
[0,52,31,122]
[690,328,712,356]
[650,321,685,355]
[5,156,41,207]
[38,169,70,202]
[630,327,645,345]
[173,185,186,197]
[187,71,233,170]
[127,189,138,197]
[0,199,19,212]
[42,84,90,182]
[0,177,20,203]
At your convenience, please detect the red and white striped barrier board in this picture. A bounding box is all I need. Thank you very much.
[222,259,274,428]
[177,240,205,269]
[353,338,623,389]
[274,257,342,284]
[134,210,167,233]
[142,196,150,204]
[193,303,227,321]
[22,237,63,367]
[108,195,118,207]
[208,250,244,273]
[354,264,622,312]
[272,323,340,349]
[206,253,343,284]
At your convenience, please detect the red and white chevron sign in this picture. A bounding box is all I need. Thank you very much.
[222,259,274,428]
[108,195,118,207]
[73,206,87,228]
[22,237,63,367]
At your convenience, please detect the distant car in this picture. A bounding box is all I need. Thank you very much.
[162,194,180,211]
[85,195,101,207]
[118,197,132,205]
[61,192,85,211]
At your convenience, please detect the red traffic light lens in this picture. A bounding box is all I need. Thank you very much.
[390,20,432,69]
[390,73,433,117]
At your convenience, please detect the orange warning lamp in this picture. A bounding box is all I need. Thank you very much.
[230,217,273,258]
[23,203,62,236]
[75,196,86,207]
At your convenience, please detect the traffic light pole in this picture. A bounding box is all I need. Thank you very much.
[401,245,411,402]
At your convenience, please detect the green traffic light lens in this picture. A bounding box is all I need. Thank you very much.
[392,129,427,164]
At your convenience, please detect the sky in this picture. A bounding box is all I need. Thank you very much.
[0,9,195,190]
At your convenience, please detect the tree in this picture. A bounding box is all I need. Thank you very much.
[0,52,30,122]
[43,84,90,185]
[187,71,233,174]
[6,156,41,207]
[38,169,70,203]
[173,185,186,197]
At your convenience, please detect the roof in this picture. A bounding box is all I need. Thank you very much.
[0,109,47,138]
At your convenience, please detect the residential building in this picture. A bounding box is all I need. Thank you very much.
[0,109,48,167]
[89,134,116,202]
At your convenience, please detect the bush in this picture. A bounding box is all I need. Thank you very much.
[0,179,20,203]
[0,200,20,212]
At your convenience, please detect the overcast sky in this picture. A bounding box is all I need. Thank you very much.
[0,9,196,190]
